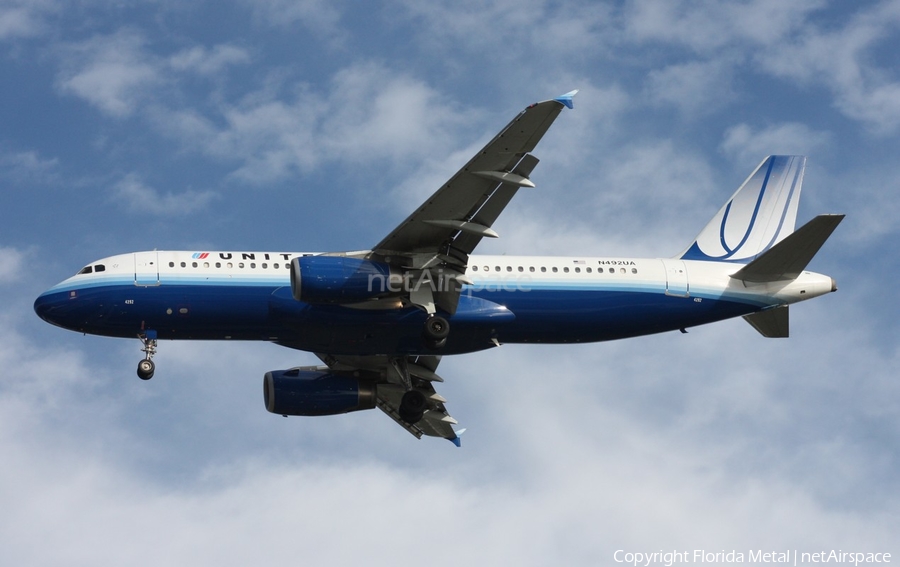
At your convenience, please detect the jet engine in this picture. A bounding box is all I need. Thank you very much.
[263,368,377,416]
[290,256,401,304]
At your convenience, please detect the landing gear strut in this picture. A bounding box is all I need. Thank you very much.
[423,314,449,350]
[137,331,157,380]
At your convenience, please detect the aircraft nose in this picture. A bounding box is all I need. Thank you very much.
[34,291,61,324]
[34,289,84,328]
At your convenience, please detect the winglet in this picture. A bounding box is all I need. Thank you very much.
[448,428,466,447]
[555,90,578,109]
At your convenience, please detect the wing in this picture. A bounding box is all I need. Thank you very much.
[316,353,463,445]
[367,91,577,314]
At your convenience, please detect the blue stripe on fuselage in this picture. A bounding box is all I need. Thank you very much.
[35,275,767,355]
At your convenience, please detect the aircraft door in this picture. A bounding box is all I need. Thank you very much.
[661,259,689,297]
[134,251,160,286]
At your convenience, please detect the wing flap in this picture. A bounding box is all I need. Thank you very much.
[375,382,460,442]
[317,353,462,444]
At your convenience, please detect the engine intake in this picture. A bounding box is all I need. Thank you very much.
[290,256,399,304]
[263,368,377,416]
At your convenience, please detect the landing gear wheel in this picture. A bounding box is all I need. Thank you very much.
[399,390,427,424]
[423,314,449,349]
[137,359,155,380]
[137,331,158,381]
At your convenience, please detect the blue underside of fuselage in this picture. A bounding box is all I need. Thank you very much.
[34,282,764,356]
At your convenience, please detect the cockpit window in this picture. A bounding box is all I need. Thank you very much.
[94,264,106,272]
[78,266,93,275]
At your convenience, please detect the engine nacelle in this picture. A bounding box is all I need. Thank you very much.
[263,368,377,416]
[290,256,399,304]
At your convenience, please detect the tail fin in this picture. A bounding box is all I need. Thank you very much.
[680,156,806,263]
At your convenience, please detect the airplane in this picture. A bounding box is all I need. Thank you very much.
[34,90,844,446]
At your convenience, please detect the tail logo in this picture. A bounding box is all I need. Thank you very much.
[681,156,806,263]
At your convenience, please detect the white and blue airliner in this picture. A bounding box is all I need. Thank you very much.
[34,91,843,445]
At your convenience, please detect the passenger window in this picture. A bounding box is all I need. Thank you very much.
[563,267,569,273]
[215,262,221,268]
[495,266,501,272]
[239,263,245,268]
[632,268,638,274]
[227,262,233,268]
[598,267,604,273]
[541,267,547,273]
[274,263,280,269]
[203,262,210,268]
[168,262,175,268]
[586,267,592,273]
[192,262,198,268]
[262,263,268,269]
[552,267,558,273]
[506,266,512,272]
[529,267,535,272]
[180,262,186,268]
[620,268,626,274]
[250,263,257,269]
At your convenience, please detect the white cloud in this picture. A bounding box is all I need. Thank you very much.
[4,309,899,566]
[240,0,344,42]
[622,1,900,133]
[398,0,612,58]
[622,0,823,54]
[644,58,738,115]
[56,35,251,119]
[720,122,832,168]
[0,246,24,283]
[756,1,900,134]
[169,44,251,76]
[0,0,56,40]
[149,62,475,185]
[0,150,58,184]
[593,142,719,251]
[319,63,472,164]
[56,29,163,118]
[112,173,216,215]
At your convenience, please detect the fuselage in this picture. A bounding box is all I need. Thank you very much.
[34,250,836,356]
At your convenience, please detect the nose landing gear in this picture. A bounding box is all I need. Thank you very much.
[137,331,157,380]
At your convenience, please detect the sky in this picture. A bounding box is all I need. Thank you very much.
[1,1,899,565]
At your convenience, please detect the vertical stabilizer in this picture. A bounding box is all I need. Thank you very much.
[680,156,806,263]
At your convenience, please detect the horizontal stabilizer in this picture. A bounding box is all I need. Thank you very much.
[743,306,789,338]
[731,214,844,282]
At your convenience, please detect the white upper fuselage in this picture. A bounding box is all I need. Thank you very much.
[52,250,835,309]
